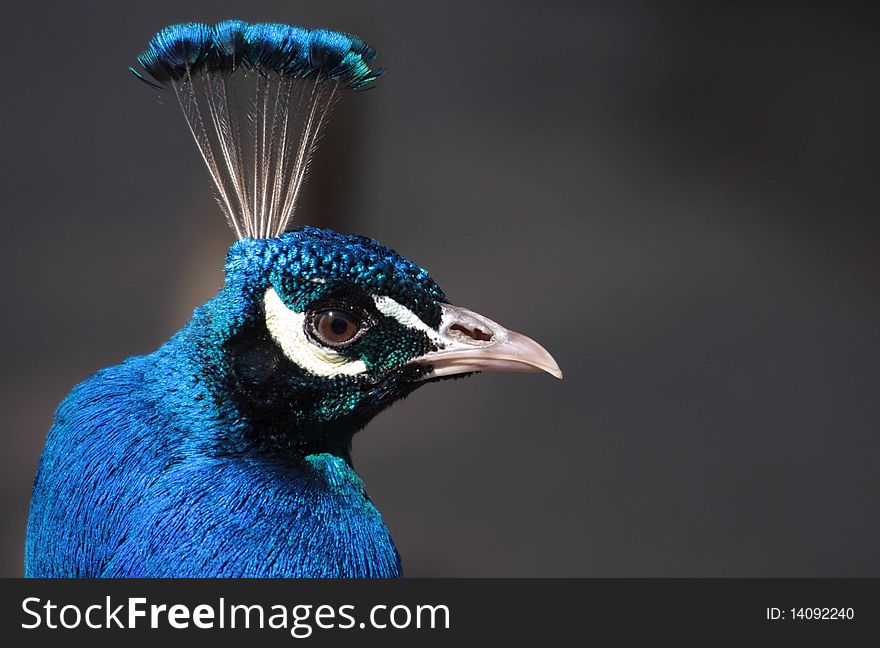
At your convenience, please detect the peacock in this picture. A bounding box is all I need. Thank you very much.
[25,20,561,577]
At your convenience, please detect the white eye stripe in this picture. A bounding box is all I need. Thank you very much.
[373,296,446,346]
[264,288,368,377]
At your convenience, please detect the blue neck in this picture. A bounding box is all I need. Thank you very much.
[26,304,402,578]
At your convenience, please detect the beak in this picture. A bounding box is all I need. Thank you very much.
[408,303,563,381]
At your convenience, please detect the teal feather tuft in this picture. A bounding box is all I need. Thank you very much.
[130,21,384,240]
[133,21,382,90]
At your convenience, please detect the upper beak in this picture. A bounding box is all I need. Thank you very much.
[408,303,563,381]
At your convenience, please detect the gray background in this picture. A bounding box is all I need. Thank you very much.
[2,1,878,576]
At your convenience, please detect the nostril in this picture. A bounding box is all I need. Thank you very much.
[449,323,493,343]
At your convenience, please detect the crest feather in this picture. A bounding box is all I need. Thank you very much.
[132,21,383,239]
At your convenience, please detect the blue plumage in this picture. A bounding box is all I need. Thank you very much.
[26,22,561,578]
[27,230,436,577]
[133,21,381,90]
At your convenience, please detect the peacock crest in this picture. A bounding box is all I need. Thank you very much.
[132,21,382,239]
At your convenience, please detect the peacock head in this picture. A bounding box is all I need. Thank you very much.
[206,227,560,456]
[133,22,560,457]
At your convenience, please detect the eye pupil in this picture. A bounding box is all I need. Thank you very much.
[330,317,349,335]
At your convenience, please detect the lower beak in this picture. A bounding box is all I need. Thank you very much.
[408,303,563,380]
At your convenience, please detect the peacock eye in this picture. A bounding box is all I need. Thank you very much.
[310,309,363,347]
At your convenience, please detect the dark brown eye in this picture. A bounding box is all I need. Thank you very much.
[310,310,362,347]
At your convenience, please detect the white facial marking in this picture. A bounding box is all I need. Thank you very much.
[264,288,367,377]
[373,296,446,346]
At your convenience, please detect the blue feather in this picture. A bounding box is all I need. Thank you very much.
[135,22,214,83]
[210,19,248,73]
[133,20,382,90]
[243,23,311,76]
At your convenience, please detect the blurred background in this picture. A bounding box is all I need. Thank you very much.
[2,1,879,576]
